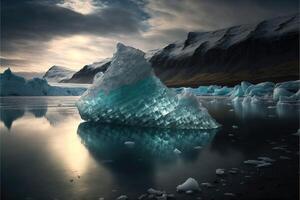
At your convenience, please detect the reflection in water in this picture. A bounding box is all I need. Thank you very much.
[0,108,25,129]
[77,122,217,190]
[276,102,300,119]
[232,97,270,119]
[0,97,80,129]
[78,122,217,161]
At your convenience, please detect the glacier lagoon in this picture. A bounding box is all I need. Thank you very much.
[1,96,299,200]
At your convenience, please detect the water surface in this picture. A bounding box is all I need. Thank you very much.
[1,96,299,200]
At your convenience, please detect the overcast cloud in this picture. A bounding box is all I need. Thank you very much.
[0,0,298,72]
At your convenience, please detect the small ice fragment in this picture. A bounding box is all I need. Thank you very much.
[272,146,287,151]
[232,125,238,129]
[216,168,225,175]
[228,134,234,137]
[224,193,236,197]
[176,178,200,192]
[201,182,213,188]
[258,157,275,162]
[116,195,128,200]
[147,188,165,195]
[268,106,276,109]
[244,160,265,165]
[185,190,193,194]
[229,109,234,112]
[174,148,182,154]
[124,141,135,147]
[138,194,147,200]
[279,156,291,160]
[194,146,203,150]
[256,162,272,168]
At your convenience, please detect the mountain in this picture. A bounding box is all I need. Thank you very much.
[62,58,111,83]
[43,65,75,82]
[150,13,299,87]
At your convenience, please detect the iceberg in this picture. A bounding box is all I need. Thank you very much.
[181,80,299,104]
[0,69,86,96]
[76,43,219,129]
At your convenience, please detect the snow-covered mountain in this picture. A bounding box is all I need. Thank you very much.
[62,58,111,83]
[150,13,299,86]
[43,65,75,82]
[58,14,299,85]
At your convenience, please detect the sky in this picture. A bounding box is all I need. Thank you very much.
[1,0,298,73]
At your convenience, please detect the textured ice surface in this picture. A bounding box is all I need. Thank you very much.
[76,43,219,129]
[77,122,217,159]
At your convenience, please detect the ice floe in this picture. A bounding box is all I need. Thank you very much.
[176,178,200,192]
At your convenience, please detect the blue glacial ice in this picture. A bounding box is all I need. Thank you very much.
[76,43,219,129]
[0,68,86,96]
[180,80,299,104]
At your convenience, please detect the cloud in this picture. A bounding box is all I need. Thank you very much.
[57,0,99,14]
[0,0,298,72]
[1,0,148,52]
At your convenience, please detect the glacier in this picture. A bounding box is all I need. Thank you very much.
[0,68,87,96]
[76,43,219,129]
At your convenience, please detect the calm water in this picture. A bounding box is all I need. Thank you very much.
[1,96,299,200]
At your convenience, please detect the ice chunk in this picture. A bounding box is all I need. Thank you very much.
[256,162,272,168]
[124,141,135,147]
[279,156,291,160]
[173,148,182,154]
[258,157,275,162]
[147,188,165,195]
[216,168,225,175]
[76,43,219,129]
[176,178,200,192]
[224,193,236,197]
[116,195,128,200]
[244,160,265,165]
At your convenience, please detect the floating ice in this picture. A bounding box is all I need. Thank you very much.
[76,43,219,129]
[0,68,86,96]
[124,141,135,147]
[216,168,225,175]
[258,157,275,162]
[173,148,182,154]
[147,188,165,196]
[176,178,200,192]
[180,80,299,105]
[116,195,128,200]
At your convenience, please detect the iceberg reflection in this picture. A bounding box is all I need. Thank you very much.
[77,122,217,161]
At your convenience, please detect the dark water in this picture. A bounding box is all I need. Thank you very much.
[1,96,299,200]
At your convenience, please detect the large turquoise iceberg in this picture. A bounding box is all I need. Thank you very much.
[76,43,219,129]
